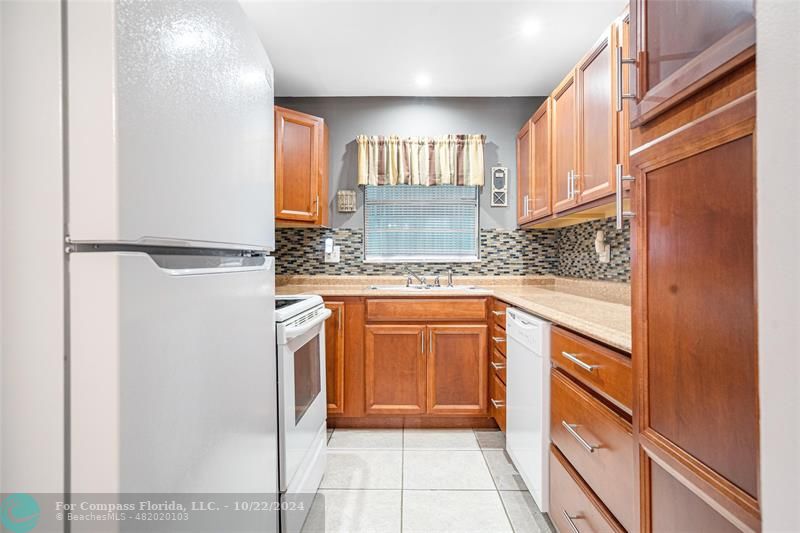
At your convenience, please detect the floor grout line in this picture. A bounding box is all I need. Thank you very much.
[400,426,405,533]
[477,430,517,533]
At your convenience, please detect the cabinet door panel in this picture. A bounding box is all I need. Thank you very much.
[645,135,757,497]
[427,325,488,415]
[630,0,755,125]
[365,325,426,415]
[577,29,616,203]
[648,458,740,533]
[644,0,753,89]
[530,99,552,219]
[552,72,578,213]
[516,120,532,224]
[275,106,321,222]
[324,301,345,415]
[631,92,759,530]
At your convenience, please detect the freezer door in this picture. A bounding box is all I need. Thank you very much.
[67,0,275,250]
[70,252,277,506]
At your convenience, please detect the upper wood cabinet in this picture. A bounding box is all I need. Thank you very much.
[274,106,329,226]
[629,0,755,126]
[529,100,552,221]
[576,27,617,203]
[324,301,345,415]
[427,325,488,416]
[551,71,579,214]
[517,99,552,226]
[518,13,632,228]
[516,120,533,224]
[364,324,427,415]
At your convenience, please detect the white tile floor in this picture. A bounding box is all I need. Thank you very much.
[301,428,554,533]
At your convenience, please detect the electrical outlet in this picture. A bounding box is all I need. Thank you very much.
[324,245,341,263]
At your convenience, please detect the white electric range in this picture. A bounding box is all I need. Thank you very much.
[275,295,330,533]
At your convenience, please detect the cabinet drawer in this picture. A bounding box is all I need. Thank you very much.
[551,369,634,532]
[490,372,506,432]
[491,349,507,385]
[551,326,632,414]
[549,445,624,533]
[366,298,487,322]
[491,299,508,329]
[491,322,507,356]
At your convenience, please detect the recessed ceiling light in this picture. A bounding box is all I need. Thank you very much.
[415,73,431,88]
[521,18,541,38]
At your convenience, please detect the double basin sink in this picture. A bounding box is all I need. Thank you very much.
[367,284,485,292]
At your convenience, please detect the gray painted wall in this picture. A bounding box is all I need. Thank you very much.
[275,96,545,230]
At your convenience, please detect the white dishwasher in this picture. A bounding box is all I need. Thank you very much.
[506,308,551,512]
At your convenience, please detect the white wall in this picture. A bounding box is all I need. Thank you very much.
[757,0,800,530]
[1,0,65,493]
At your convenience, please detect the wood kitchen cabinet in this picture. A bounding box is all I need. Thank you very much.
[628,10,759,529]
[519,12,632,229]
[274,106,329,226]
[576,26,617,203]
[629,0,755,126]
[529,100,552,220]
[551,71,578,214]
[365,323,489,417]
[427,325,488,416]
[517,98,553,226]
[516,119,532,224]
[324,301,345,415]
[364,324,427,415]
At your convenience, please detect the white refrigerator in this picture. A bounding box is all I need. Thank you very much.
[5,0,277,529]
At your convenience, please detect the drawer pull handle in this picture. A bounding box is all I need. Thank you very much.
[491,310,506,316]
[561,351,597,372]
[562,510,582,533]
[491,362,506,370]
[561,421,597,453]
[491,399,505,408]
[492,337,506,343]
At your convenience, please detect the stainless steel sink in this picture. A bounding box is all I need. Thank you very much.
[368,285,480,291]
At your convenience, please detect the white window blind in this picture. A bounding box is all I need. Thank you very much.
[364,185,480,263]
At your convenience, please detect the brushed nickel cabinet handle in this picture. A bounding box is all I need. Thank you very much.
[421,332,425,354]
[615,163,636,229]
[616,45,638,112]
[561,421,597,453]
[561,351,597,372]
[492,337,506,343]
[491,310,506,316]
[491,362,506,370]
[562,510,582,533]
[491,399,505,409]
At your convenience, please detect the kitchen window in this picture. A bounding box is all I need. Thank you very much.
[363,185,480,263]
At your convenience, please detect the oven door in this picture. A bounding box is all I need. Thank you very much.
[278,307,331,492]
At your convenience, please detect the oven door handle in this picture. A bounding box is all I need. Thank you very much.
[282,308,332,341]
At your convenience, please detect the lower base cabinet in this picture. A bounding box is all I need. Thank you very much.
[549,445,624,533]
[490,372,506,432]
[364,323,488,417]
[427,325,488,415]
[364,325,427,415]
[324,301,345,415]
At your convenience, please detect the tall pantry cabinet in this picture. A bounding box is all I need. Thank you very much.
[626,0,758,531]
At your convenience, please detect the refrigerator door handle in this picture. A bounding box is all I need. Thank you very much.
[148,254,274,276]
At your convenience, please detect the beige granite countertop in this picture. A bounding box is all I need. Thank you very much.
[277,275,632,353]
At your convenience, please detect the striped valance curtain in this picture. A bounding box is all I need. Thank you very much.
[356,134,486,187]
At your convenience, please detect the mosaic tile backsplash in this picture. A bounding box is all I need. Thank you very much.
[275,217,631,282]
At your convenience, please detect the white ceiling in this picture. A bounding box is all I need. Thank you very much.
[240,0,627,97]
